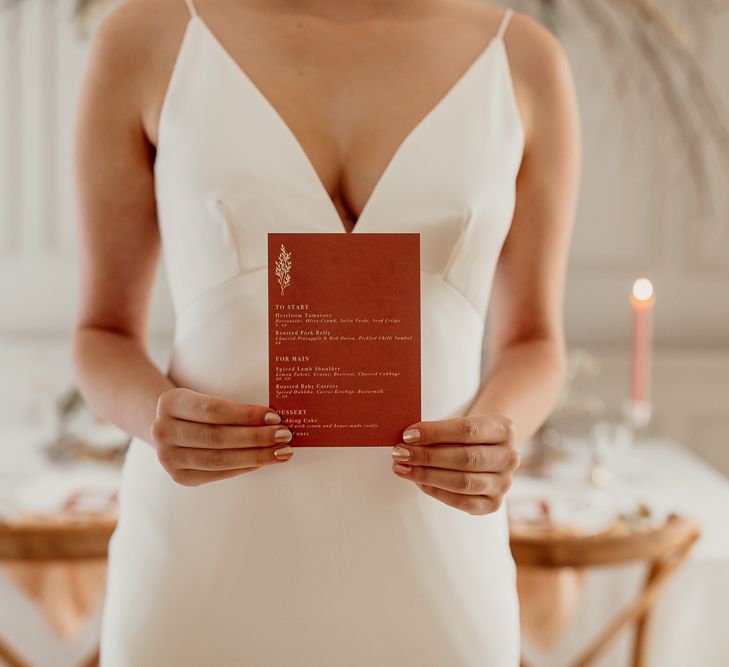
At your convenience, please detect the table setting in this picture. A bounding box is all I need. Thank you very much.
[505,281,729,666]
[0,390,126,665]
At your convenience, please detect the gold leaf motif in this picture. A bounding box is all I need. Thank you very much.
[274,243,292,295]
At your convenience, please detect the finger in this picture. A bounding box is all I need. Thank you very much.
[392,462,509,495]
[392,443,520,473]
[155,418,293,450]
[415,483,501,515]
[159,388,281,426]
[402,415,515,447]
[160,444,294,472]
[172,466,263,487]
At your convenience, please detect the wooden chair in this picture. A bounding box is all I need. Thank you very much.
[0,515,116,667]
[510,514,701,667]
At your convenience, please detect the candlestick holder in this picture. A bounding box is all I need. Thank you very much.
[588,420,636,486]
[586,396,652,486]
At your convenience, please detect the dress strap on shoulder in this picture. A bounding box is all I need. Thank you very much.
[183,0,198,19]
[496,8,514,40]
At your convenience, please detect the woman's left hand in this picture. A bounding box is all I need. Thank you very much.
[390,415,521,515]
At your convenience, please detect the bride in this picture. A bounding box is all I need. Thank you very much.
[72,0,580,664]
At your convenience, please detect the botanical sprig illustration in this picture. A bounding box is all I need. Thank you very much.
[275,243,292,295]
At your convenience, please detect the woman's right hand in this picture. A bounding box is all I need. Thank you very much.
[150,387,294,487]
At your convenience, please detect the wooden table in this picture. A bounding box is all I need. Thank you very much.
[0,515,116,667]
[511,439,729,667]
[510,514,701,667]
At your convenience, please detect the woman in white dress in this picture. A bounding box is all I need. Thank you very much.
[72,0,580,664]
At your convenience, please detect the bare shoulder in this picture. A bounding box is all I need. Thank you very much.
[80,0,189,142]
[85,0,163,82]
[502,10,569,68]
[455,3,574,104]
[500,10,579,142]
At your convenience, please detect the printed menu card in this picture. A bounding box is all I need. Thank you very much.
[267,232,421,446]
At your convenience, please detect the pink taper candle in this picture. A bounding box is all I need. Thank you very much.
[630,278,655,404]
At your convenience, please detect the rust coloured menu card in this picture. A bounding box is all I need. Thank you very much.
[267,233,421,447]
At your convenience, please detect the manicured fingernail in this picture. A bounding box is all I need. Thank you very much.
[264,411,282,425]
[274,445,294,460]
[274,428,293,443]
[391,446,411,461]
[402,428,420,444]
[393,463,411,475]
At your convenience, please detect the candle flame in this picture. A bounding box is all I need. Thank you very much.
[632,278,654,302]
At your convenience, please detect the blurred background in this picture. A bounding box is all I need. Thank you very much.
[0,1,727,666]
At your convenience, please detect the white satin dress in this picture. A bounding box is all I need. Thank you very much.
[99,3,524,665]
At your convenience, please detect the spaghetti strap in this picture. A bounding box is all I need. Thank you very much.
[183,0,197,18]
[496,8,514,40]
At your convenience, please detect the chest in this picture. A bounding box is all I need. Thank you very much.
[151,16,525,326]
[151,12,517,229]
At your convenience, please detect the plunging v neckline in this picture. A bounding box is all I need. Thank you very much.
[189,15,503,234]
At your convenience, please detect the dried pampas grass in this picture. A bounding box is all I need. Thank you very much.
[528,0,729,219]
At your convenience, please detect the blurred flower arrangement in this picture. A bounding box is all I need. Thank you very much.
[42,386,130,466]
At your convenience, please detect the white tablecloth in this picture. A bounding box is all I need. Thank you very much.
[514,437,729,667]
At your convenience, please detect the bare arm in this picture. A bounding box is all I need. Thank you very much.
[389,15,580,514]
[72,2,172,444]
[464,15,581,445]
[72,2,294,485]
